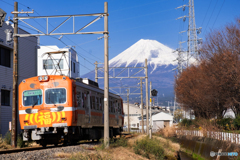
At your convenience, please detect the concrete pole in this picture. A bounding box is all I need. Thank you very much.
[140,78,144,134]
[95,61,98,83]
[12,2,18,148]
[150,82,152,139]
[127,89,130,133]
[103,2,109,148]
[145,59,149,135]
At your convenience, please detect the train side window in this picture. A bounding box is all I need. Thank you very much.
[82,92,85,108]
[100,98,102,110]
[96,97,99,110]
[90,96,92,109]
[110,101,113,113]
[118,102,121,113]
[113,101,115,113]
[92,96,95,110]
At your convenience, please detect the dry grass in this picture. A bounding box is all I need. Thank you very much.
[0,137,12,150]
[54,152,72,158]
[158,126,177,137]
[65,134,180,159]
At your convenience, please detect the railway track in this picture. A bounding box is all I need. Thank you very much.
[0,133,133,155]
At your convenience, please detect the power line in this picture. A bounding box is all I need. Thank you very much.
[0,0,14,6]
[10,1,104,62]
[201,0,213,27]
[212,0,226,28]
[203,0,219,35]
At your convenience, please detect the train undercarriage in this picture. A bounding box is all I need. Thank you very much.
[23,126,122,147]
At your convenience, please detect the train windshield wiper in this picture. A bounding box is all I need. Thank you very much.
[32,97,40,108]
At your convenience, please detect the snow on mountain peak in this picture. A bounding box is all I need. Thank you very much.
[109,39,177,71]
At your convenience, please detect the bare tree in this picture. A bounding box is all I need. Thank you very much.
[175,18,240,119]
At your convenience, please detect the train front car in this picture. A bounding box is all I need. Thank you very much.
[19,75,73,146]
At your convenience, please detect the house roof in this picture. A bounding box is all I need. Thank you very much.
[138,110,170,120]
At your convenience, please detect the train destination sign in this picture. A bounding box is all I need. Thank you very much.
[23,90,42,96]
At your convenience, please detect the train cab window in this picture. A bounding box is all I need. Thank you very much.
[45,88,66,104]
[96,97,99,110]
[23,89,42,106]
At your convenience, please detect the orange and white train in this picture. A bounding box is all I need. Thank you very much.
[19,75,124,146]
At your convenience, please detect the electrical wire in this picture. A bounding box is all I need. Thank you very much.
[0,0,14,6]
[212,0,226,28]
[203,0,219,35]
[201,0,213,27]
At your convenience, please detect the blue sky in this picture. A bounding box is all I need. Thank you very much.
[1,0,240,75]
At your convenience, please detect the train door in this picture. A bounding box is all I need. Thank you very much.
[73,84,77,122]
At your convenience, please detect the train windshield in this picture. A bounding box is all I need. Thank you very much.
[45,88,66,104]
[23,89,42,106]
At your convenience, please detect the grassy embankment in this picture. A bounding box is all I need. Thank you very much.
[53,134,180,160]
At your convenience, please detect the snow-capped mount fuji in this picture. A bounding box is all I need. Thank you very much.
[82,39,178,105]
[109,39,177,72]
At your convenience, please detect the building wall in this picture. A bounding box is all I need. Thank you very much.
[123,103,146,128]
[0,22,37,136]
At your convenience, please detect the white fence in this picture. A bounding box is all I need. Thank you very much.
[123,128,240,144]
[123,128,158,133]
[176,130,240,144]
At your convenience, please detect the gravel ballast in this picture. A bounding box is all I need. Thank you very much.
[0,144,96,160]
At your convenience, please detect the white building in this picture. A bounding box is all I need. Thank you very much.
[37,46,79,78]
[0,21,37,136]
[123,103,146,129]
[139,111,173,131]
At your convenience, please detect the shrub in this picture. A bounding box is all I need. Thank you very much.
[134,137,165,160]
[4,131,11,145]
[110,137,128,148]
[17,133,28,148]
[233,115,240,130]
[216,118,234,130]
[180,118,192,127]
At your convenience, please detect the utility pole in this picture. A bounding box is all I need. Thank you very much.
[95,61,98,83]
[149,81,152,139]
[103,2,109,148]
[127,89,130,133]
[11,2,18,148]
[140,78,144,133]
[145,59,149,135]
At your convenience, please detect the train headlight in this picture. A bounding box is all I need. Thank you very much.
[44,76,48,81]
[38,76,43,81]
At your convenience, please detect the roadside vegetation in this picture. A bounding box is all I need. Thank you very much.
[58,134,180,160]
[0,131,33,150]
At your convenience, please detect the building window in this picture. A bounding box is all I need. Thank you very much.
[1,90,10,106]
[0,47,11,68]
[43,59,63,69]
